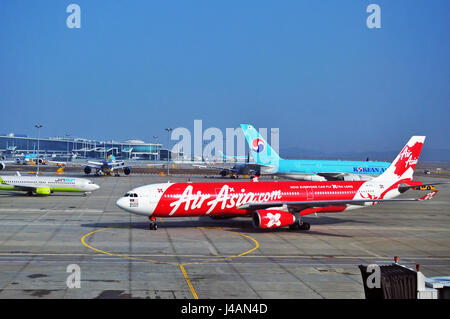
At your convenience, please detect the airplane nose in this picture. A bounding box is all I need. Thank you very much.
[92,184,100,191]
[116,197,128,210]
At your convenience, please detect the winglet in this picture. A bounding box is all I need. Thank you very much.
[419,190,438,201]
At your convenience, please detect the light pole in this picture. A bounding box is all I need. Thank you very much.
[35,124,42,175]
[165,128,173,176]
[223,137,226,163]
[66,133,70,159]
[153,135,158,161]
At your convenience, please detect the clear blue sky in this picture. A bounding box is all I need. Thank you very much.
[0,0,449,153]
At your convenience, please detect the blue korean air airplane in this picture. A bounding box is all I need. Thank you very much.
[241,124,391,181]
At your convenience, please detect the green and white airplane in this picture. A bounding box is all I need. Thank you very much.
[0,173,100,196]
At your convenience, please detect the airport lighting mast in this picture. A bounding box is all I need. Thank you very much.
[165,128,173,176]
[223,137,226,163]
[66,133,70,159]
[152,136,158,161]
[35,124,43,175]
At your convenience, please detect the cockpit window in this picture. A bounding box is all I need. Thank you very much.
[124,192,138,197]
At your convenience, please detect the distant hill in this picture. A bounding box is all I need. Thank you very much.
[280,147,450,163]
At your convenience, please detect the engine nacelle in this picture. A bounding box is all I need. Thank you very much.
[252,210,295,229]
[84,166,92,175]
[123,167,131,175]
[343,174,371,181]
[0,163,5,170]
[36,187,51,195]
[298,175,327,182]
[343,174,361,181]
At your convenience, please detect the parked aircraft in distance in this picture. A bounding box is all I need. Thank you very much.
[116,136,442,231]
[16,153,48,166]
[0,173,100,195]
[195,153,261,178]
[0,160,15,170]
[240,124,391,181]
[83,155,132,176]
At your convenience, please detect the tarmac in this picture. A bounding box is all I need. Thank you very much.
[0,173,449,299]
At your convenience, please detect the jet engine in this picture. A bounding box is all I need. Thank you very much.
[342,175,371,181]
[343,175,361,181]
[0,163,5,170]
[36,187,51,195]
[252,210,295,229]
[84,166,92,175]
[123,167,131,175]
[297,175,327,182]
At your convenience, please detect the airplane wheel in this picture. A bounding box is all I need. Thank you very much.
[300,222,310,231]
[149,222,158,230]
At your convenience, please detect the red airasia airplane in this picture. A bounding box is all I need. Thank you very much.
[116,136,439,230]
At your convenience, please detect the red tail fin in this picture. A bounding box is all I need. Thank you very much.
[375,136,425,182]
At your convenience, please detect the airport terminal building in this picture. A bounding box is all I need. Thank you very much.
[0,133,163,160]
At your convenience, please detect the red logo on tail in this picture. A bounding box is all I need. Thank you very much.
[393,142,423,177]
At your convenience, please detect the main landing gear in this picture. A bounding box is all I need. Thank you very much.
[289,221,310,231]
[149,216,158,230]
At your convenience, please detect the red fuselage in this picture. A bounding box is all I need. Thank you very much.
[117,181,367,218]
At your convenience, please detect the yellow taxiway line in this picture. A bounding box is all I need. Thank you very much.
[80,226,260,299]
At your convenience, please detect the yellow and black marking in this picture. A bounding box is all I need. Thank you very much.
[413,185,435,191]
[81,226,260,299]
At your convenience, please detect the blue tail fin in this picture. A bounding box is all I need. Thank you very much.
[240,124,281,166]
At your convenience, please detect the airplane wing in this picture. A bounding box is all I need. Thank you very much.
[86,162,102,169]
[0,179,37,191]
[108,164,129,171]
[316,172,346,179]
[238,191,438,211]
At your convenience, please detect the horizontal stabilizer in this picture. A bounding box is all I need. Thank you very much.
[418,190,438,201]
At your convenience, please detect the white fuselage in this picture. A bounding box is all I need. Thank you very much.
[0,175,100,193]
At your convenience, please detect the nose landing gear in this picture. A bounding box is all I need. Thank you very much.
[149,216,158,230]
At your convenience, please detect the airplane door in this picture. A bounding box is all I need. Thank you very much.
[306,187,314,200]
